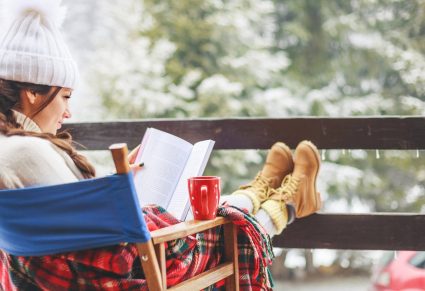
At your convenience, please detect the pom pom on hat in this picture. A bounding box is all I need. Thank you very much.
[2,0,67,28]
[0,0,78,89]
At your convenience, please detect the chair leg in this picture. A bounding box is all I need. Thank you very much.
[223,223,239,291]
[136,241,163,291]
[154,242,167,289]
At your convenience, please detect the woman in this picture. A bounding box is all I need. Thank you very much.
[0,0,321,290]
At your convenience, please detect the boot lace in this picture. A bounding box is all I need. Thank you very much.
[239,172,272,201]
[269,174,300,207]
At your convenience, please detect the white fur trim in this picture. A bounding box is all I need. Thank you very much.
[2,0,67,27]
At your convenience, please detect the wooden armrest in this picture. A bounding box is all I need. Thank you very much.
[150,217,231,244]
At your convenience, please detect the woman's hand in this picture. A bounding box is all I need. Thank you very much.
[128,145,143,172]
[128,144,141,164]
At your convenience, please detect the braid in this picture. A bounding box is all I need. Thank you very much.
[0,79,96,179]
[55,131,96,179]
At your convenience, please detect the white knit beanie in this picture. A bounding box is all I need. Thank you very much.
[0,0,78,89]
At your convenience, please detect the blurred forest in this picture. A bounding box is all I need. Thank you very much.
[64,0,425,279]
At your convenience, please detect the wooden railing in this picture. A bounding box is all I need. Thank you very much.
[63,117,425,251]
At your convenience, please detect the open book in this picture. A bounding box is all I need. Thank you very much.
[133,128,215,220]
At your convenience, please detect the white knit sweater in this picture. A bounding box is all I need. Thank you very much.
[0,111,85,189]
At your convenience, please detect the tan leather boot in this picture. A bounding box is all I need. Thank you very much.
[260,140,321,234]
[291,140,321,217]
[231,142,294,214]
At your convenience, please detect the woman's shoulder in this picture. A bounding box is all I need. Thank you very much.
[0,135,64,169]
[0,135,82,188]
[3,135,58,156]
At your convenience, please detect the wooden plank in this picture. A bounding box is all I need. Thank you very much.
[136,242,163,291]
[150,217,230,244]
[62,117,425,150]
[223,223,239,291]
[168,262,234,291]
[154,243,167,289]
[273,213,425,250]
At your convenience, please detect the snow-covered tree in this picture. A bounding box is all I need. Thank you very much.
[89,0,294,192]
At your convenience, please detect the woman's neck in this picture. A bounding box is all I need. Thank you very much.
[12,110,42,132]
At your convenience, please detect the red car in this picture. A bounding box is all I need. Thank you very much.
[370,251,425,291]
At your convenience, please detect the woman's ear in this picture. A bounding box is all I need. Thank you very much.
[21,89,37,105]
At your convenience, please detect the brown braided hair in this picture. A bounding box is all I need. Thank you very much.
[0,79,96,179]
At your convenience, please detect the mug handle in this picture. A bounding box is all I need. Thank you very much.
[201,185,208,215]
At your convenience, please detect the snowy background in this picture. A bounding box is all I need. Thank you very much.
[59,0,425,289]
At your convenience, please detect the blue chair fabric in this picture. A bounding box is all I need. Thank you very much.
[0,174,150,256]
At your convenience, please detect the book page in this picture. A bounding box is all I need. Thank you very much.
[167,140,215,220]
[133,128,193,208]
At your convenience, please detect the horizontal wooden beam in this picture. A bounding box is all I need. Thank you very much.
[62,117,425,150]
[62,118,425,250]
[151,213,425,251]
[273,213,425,250]
[151,217,230,244]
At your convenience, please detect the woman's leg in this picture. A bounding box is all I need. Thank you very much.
[220,194,254,213]
[229,143,294,215]
[259,141,321,235]
[254,205,296,237]
[255,209,279,237]
[220,194,279,236]
[222,142,294,236]
[221,194,295,237]
[222,141,321,237]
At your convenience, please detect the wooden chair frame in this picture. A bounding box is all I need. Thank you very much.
[110,143,239,291]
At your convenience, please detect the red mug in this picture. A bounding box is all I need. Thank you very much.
[188,176,221,220]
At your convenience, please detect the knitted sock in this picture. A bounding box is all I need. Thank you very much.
[220,194,254,214]
[255,209,277,237]
[259,200,288,235]
[230,189,261,214]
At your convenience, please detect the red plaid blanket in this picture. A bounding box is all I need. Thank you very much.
[0,205,274,290]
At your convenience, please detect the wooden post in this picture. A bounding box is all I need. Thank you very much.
[109,143,130,174]
[136,242,163,290]
[224,223,239,291]
[109,143,163,290]
[155,243,167,289]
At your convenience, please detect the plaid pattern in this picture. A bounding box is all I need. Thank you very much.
[0,204,274,290]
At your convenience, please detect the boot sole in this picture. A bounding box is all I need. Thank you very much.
[297,140,322,216]
[273,142,294,175]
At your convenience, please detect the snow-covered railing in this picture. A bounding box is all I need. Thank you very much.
[63,117,425,251]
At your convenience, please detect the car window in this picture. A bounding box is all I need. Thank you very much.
[378,251,395,267]
[409,252,425,269]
